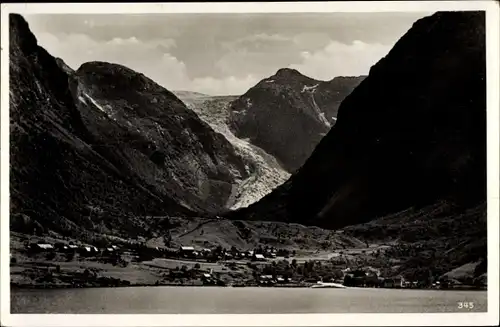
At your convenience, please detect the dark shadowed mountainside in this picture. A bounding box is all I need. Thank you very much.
[9,14,248,241]
[227,11,486,237]
[228,69,365,172]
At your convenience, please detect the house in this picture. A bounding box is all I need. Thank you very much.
[276,276,286,284]
[253,254,266,262]
[265,251,276,258]
[29,243,54,252]
[55,242,75,252]
[383,276,405,288]
[201,273,216,285]
[393,276,404,288]
[259,275,275,285]
[179,246,196,258]
[79,245,99,255]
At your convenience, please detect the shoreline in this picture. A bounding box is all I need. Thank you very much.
[11,282,487,291]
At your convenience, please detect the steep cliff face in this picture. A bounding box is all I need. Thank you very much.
[73,62,248,213]
[228,69,364,172]
[9,14,248,239]
[227,12,486,233]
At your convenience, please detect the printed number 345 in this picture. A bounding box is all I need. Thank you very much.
[458,302,474,309]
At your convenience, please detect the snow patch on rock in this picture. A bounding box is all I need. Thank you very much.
[84,93,106,113]
[301,83,319,93]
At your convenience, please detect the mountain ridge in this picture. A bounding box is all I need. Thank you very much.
[226,11,486,232]
[9,14,249,241]
[228,68,365,172]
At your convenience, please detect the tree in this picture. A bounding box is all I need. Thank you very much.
[66,251,75,261]
[45,251,56,260]
[343,274,355,287]
[308,260,315,272]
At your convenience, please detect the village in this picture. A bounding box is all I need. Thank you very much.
[10,234,479,290]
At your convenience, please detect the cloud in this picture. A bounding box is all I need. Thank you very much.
[214,49,299,79]
[25,12,431,91]
[34,31,258,96]
[289,40,391,80]
[191,75,260,96]
[227,33,292,48]
[292,32,332,50]
[34,28,392,96]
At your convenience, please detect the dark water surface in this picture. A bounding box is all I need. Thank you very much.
[11,286,487,314]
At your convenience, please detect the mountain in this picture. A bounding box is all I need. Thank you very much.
[9,14,248,241]
[73,61,250,212]
[228,69,365,172]
[177,94,290,209]
[227,11,486,235]
[172,90,211,101]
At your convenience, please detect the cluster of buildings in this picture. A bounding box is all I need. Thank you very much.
[257,275,288,286]
[27,241,121,257]
[176,245,279,262]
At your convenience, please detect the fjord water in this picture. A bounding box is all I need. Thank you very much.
[11,287,487,314]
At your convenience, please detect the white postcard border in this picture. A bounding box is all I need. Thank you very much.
[1,2,498,326]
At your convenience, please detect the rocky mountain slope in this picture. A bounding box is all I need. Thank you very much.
[228,70,365,172]
[73,62,249,213]
[9,14,249,240]
[175,92,290,209]
[227,11,486,237]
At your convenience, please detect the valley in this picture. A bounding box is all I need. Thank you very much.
[8,10,488,292]
[174,92,290,209]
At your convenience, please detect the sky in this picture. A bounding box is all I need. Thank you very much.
[24,12,433,96]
